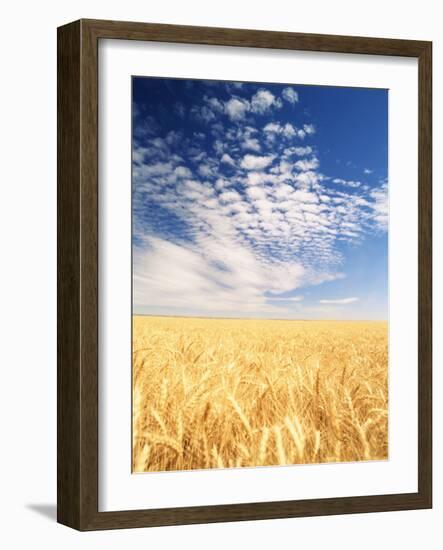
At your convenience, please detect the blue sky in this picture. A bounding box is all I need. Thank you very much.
[132,77,388,320]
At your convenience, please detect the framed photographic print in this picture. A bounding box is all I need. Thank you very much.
[57,19,432,530]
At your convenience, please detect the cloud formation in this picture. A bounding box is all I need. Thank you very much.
[132,80,388,318]
[282,87,299,104]
[318,297,359,305]
[240,154,275,170]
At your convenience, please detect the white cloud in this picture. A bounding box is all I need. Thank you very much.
[174,166,192,178]
[213,140,225,155]
[263,122,296,138]
[284,146,313,157]
[165,130,182,146]
[263,122,281,134]
[223,89,283,124]
[251,89,281,114]
[282,123,297,138]
[269,295,304,302]
[134,235,307,316]
[246,186,267,201]
[215,177,228,190]
[242,137,261,152]
[370,183,388,230]
[135,161,174,178]
[282,87,299,104]
[245,171,278,186]
[263,122,308,140]
[292,189,319,203]
[225,97,250,121]
[333,178,361,188]
[294,157,320,171]
[219,190,242,203]
[364,168,373,174]
[274,184,294,199]
[205,96,224,113]
[198,164,214,178]
[178,179,214,201]
[240,154,275,170]
[318,297,359,304]
[191,105,216,123]
[220,153,236,167]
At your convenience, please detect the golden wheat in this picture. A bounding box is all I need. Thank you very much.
[132,316,388,472]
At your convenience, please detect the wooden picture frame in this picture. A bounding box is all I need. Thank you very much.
[57,18,432,530]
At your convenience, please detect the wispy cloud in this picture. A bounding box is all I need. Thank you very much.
[132,79,388,318]
[332,178,361,188]
[318,297,359,304]
[268,295,304,302]
[282,87,299,104]
[134,235,310,316]
[370,182,388,230]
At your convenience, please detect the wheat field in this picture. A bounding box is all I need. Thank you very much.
[132,315,388,473]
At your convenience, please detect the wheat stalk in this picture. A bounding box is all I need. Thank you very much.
[132,316,388,472]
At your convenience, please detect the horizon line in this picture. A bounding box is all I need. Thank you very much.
[132,312,388,322]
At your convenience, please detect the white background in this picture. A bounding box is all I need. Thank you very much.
[100,41,418,511]
[0,0,441,548]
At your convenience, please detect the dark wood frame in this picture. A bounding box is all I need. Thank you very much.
[57,18,432,531]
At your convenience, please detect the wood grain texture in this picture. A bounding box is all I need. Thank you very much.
[417,42,432,506]
[57,19,432,531]
[83,18,428,56]
[57,20,81,528]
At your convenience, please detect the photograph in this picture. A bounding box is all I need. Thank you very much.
[131,76,389,473]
